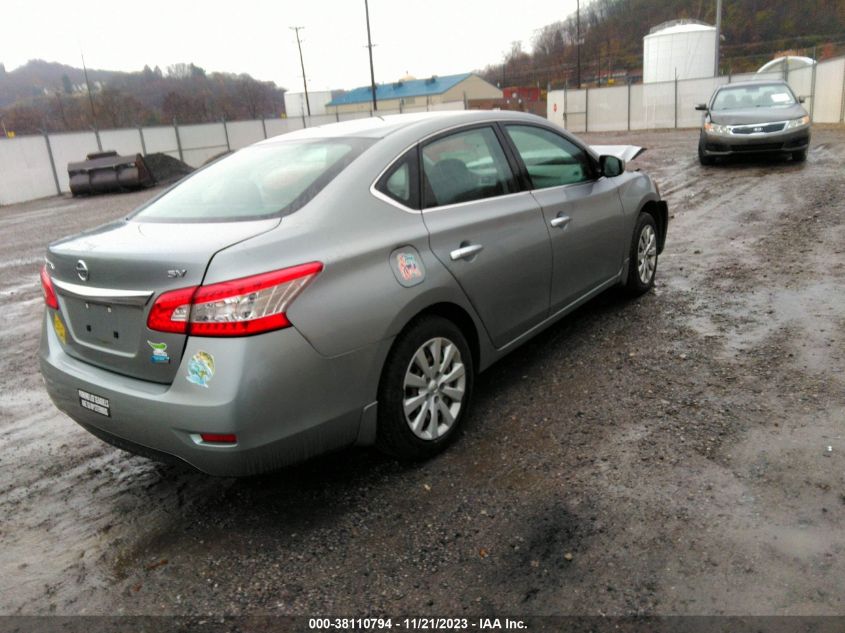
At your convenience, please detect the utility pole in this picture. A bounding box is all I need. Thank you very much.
[576,0,582,89]
[364,0,378,111]
[80,51,97,127]
[714,0,722,76]
[290,26,311,116]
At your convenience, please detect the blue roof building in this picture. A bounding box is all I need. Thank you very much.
[326,73,502,113]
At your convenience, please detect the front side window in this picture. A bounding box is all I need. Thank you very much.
[421,127,516,208]
[132,138,375,222]
[711,84,797,111]
[505,125,592,189]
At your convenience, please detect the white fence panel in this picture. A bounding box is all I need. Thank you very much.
[227,120,265,149]
[787,66,814,102]
[178,123,227,166]
[0,136,57,204]
[813,58,845,122]
[48,132,100,192]
[547,89,566,126]
[430,101,465,112]
[264,118,305,138]
[337,111,372,122]
[564,89,587,132]
[677,76,728,128]
[98,128,144,156]
[642,81,676,129]
[587,85,628,132]
[141,126,178,157]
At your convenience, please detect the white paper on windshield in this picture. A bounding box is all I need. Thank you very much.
[771,93,791,103]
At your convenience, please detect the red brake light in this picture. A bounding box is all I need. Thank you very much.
[146,262,323,337]
[200,433,237,444]
[40,265,59,309]
[146,286,196,334]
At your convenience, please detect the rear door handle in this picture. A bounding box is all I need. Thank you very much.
[450,244,484,261]
[550,215,571,229]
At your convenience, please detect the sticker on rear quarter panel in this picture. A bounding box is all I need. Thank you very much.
[147,341,170,364]
[186,351,215,388]
[390,246,426,287]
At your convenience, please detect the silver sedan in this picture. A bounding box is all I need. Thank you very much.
[39,110,668,476]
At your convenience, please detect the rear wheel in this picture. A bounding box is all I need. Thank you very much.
[376,316,474,460]
[792,149,807,162]
[624,213,659,297]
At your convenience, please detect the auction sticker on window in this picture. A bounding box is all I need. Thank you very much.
[78,389,110,417]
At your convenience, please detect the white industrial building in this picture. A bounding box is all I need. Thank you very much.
[283,90,333,117]
[643,20,717,83]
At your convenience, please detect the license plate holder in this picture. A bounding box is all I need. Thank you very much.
[78,389,111,417]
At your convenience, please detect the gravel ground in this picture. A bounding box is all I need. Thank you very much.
[0,128,843,617]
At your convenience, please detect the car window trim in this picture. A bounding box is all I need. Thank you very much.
[374,148,420,209]
[368,118,600,214]
[499,122,599,191]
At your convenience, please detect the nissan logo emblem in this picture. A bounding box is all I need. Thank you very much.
[75,260,89,281]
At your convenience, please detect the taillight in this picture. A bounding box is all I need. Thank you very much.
[146,262,323,337]
[146,286,196,334]
[40,264,59,309]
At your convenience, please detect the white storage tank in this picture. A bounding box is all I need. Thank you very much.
[643,20,717,83]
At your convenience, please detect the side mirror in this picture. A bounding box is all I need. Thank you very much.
[798,96,806,103]
[694,103,708,111]
[600,155,624,178]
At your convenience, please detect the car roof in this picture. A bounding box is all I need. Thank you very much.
[257,110,552,144]
[715,80,791,90]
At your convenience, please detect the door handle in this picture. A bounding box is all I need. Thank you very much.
[450,244,484,261]
[550,215,571,229]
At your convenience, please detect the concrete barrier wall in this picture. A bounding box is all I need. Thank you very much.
[0,136,58,204]
[0,101,467,206]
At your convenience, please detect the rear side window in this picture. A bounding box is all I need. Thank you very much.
[505,125,593,188]
[421,127,516,208]
[131,138,375,222]
[375,149,420,209]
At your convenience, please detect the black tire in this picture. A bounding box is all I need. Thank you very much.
[376,315,474,460]
[792,149,807,162]
[698,140,715,166]
[623,213,659,297]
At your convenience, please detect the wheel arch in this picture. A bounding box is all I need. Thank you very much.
[394,302,482,373]
[638,199,668,254]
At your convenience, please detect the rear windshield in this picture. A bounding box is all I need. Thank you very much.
[711,84,796,111]
[131,138,375,222]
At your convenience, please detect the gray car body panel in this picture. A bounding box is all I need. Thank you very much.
[40,110,663,475]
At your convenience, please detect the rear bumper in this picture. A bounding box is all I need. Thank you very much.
[701,126,810,156]
[39,313,388,476]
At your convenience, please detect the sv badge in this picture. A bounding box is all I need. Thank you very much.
[167,269,187,278]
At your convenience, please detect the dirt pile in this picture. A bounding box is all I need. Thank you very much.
[143,153,194,185]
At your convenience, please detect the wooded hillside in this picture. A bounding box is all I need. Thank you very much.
[0,60,285,135]
[482,0,845,88]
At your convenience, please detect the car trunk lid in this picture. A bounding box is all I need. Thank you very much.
[46,218,279,383]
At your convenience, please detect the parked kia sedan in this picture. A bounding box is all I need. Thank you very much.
[40,111,668,476]
[696,80,811,164]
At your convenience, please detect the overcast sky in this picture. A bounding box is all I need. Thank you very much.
[5,0,579,91]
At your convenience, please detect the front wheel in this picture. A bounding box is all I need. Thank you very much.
[376,315,474,460]
[698,141,715,166]
[624,213,659,297]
